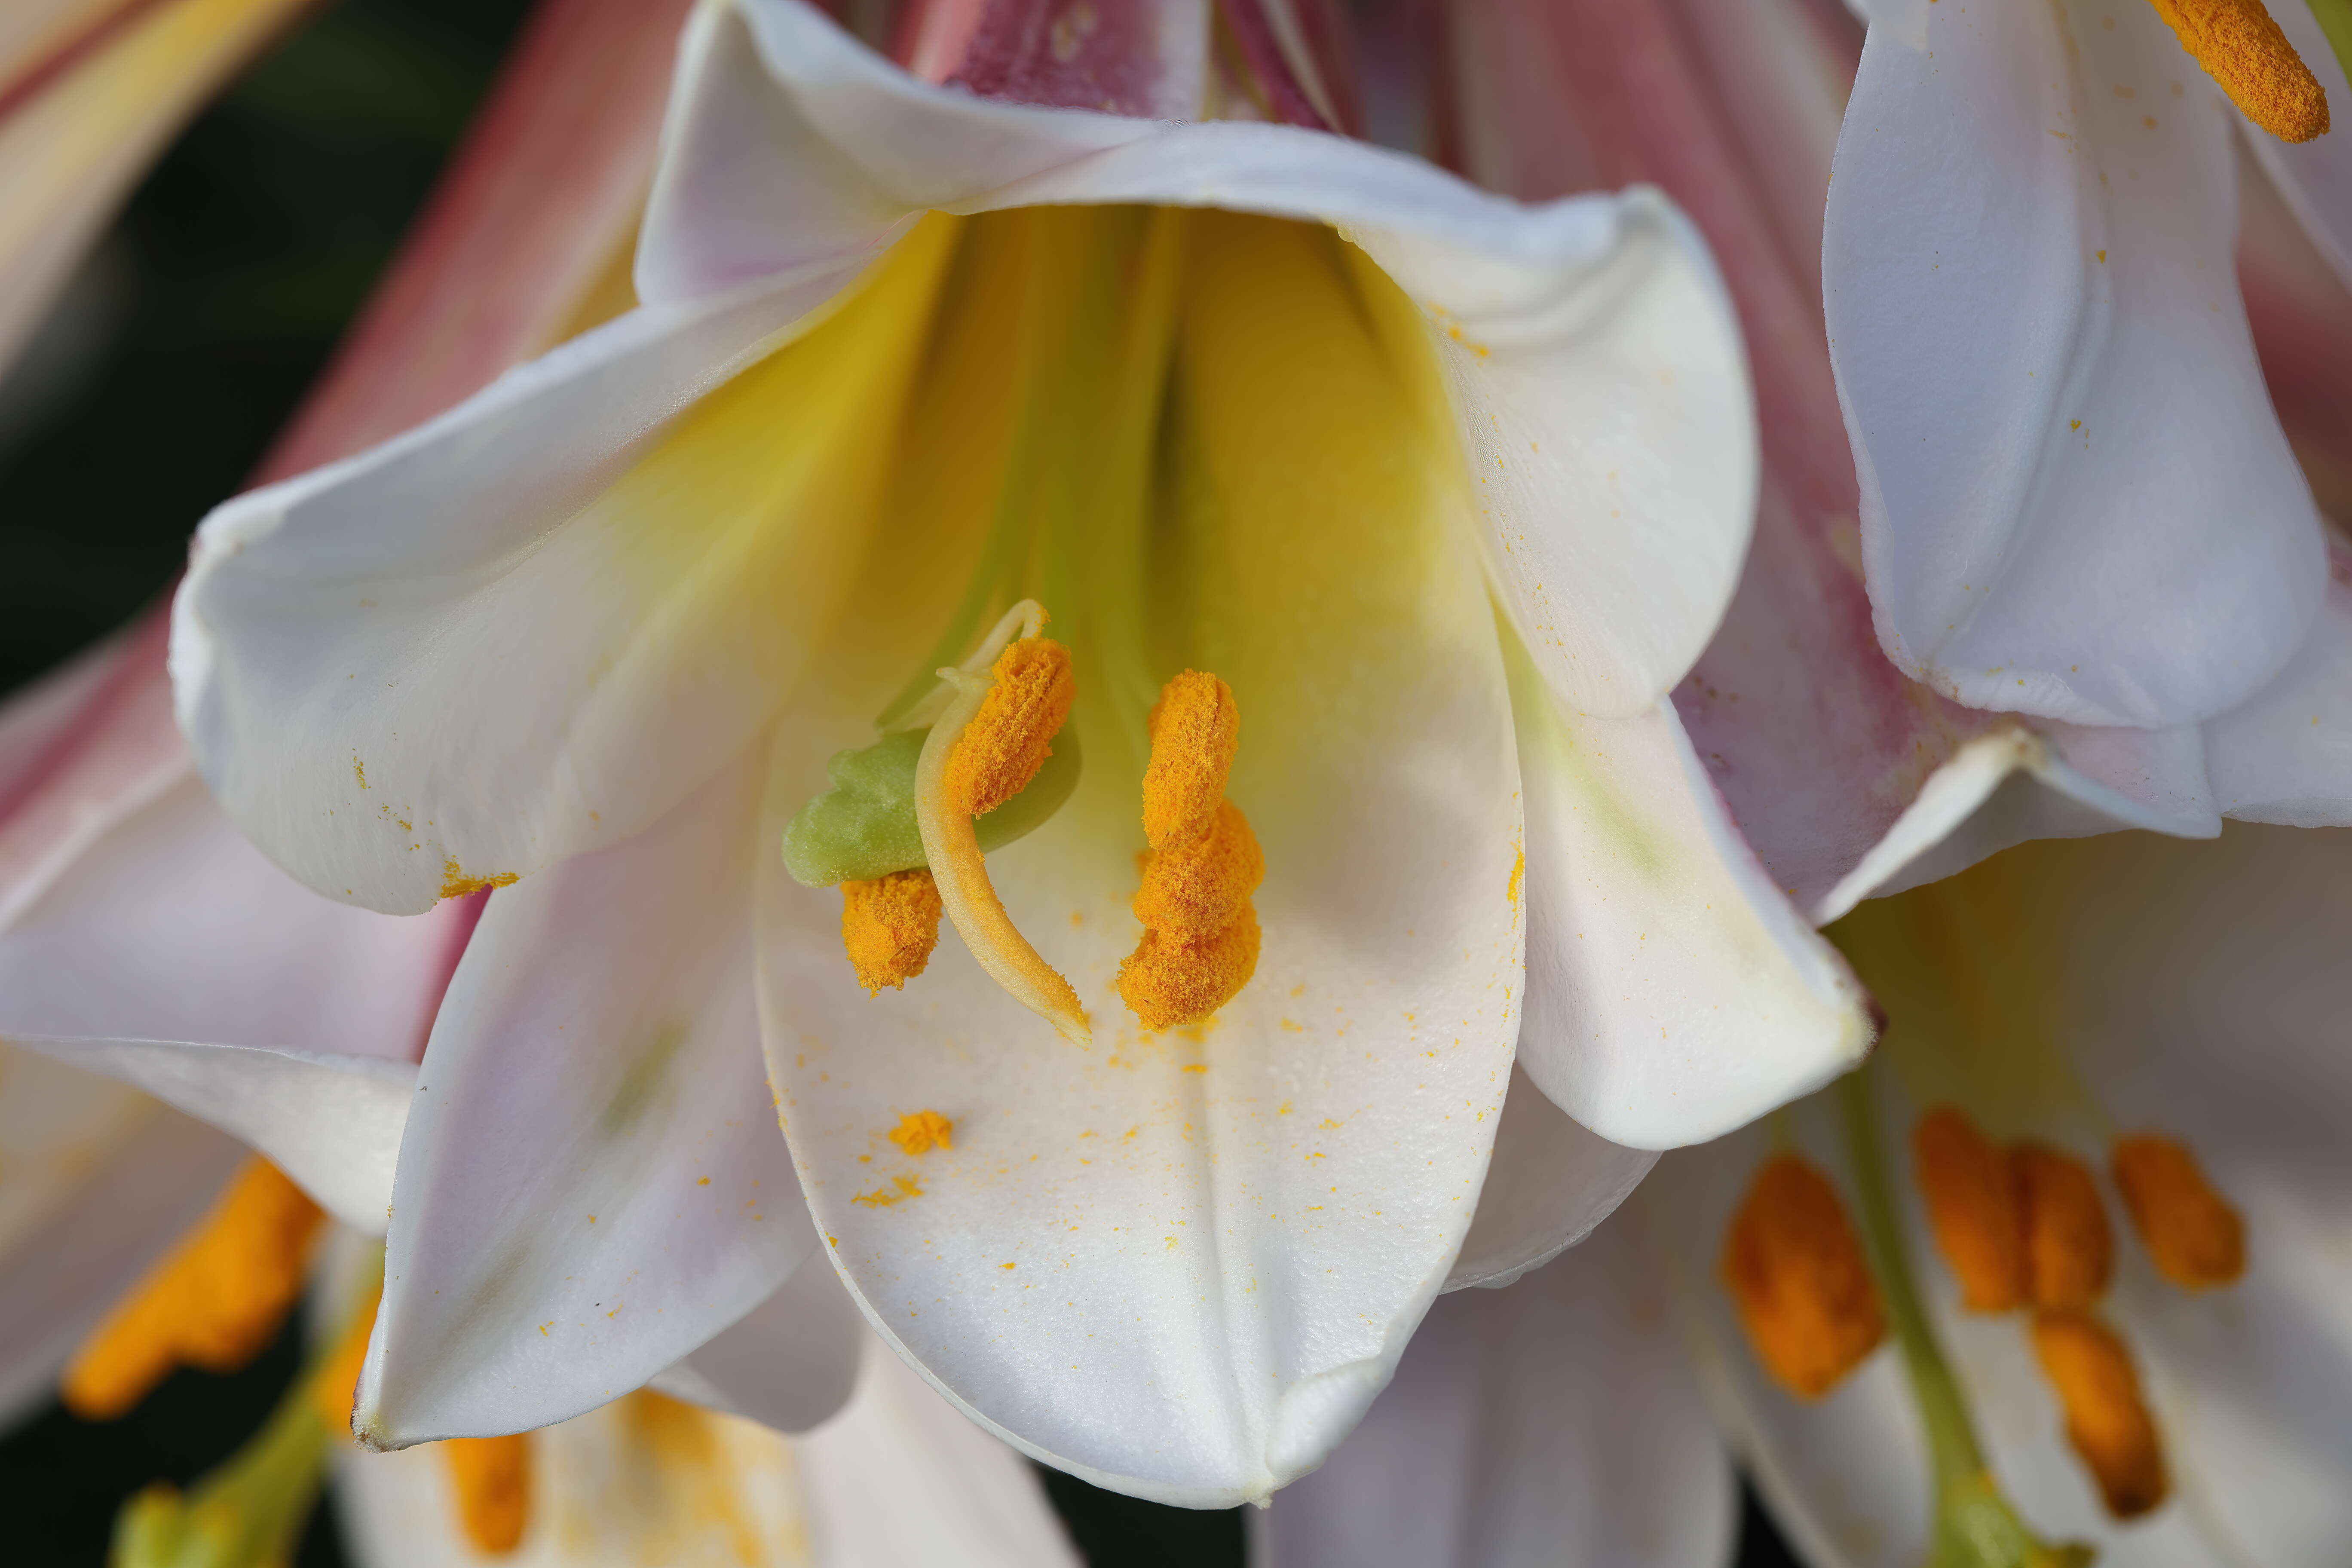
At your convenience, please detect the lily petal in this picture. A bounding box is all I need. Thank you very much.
[1260,1217,1735,1568]
[6,1037,411,1234]
[2204,550,2352,825]
[1513,665,1869,1148]
[0,1043,240,1425]
[641,0,1754,714]
[360,747,813,1447]
[647,1250,862,1436]
[1444,1066,1654,1292]
[1826,0,2323,727]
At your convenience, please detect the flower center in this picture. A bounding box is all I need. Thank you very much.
[2144,0,2330,141]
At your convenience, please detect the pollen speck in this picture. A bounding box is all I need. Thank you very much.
[889,1110,954,1155]
[440,859,518,900]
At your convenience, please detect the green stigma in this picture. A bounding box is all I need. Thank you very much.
[782,723,1081,888]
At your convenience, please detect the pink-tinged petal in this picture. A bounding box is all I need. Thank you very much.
[1444,1067,1654,1291]
[892,0,1210,116]
[647,1251,861,1435]
[1513,660,1868,1148]
[0,0,309,375]
[359,744,813,1447]
[2243,0,2352,292]
[255,0,696,481]
[1260,1217,1735,1568]
[0,1089,238,1428]
[2241,152,2352,521]
[8,1038,412,1232]
[1827,0,2321,728]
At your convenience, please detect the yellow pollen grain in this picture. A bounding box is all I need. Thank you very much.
[2015,1142,2114,1311]
[2144,0,2328,141]
[1912,1107,2027,1313]
[840,868,943,994]
[440,858,518,900]
[2111,1134,2245,1289]
[889,1110,954,1155]
[1120,672,1261,1030]
[2031,1309,2169,1518]
[1720,1154,1886,1400]
[61,1158,325,1420]
[944,637,1075,817]
[441,1433,533,1555]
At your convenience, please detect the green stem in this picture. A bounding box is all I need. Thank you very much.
[1835,1069,2094,1568]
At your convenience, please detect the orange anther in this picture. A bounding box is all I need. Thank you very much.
[441,1433,533,1554]
[2144,0,2328,143]
[841,868,943,993]
[889,1110,954,1155]
[944,637,1075,817]
[2014,1143,2113,1311]
[1912,1107,2026,1314]
[1121,671,1259,1029]
[1721,1154,1886,1399]
[2111,1135,2245,1289]
[2031,1309,2168,1519]
[1140,671,1239,851]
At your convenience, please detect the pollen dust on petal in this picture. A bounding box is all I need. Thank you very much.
[888,1110,953,1155]
[441,858,518,899]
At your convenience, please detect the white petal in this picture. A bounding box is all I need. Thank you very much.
[795,1339,1084,1568]
[1261,1216,1735,1568]
[0,773,457,1053]
[0,1049,241,1427]
[172,248,934,915]
[0,619,188,927]
[648,1252,861,1436]
[7,1037,412,1234]
[2245,0,2352,289]
[2204,553,2352,825]
[360,747,812,1446]
[1513,680,1868,1147]
[1444,1066,1654,1292]
[1827,0,2323,726]
[646,0,1755,714]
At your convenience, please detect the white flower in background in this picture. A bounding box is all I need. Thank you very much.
[1654,823,2352,1567]
[168,0,1877,1507]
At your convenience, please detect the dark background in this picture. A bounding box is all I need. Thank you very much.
[0,2,1804,1562]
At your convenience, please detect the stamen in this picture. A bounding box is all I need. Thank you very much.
[1720,1153,1886,1399]
[2013,1144,2113,1311]
[2030,1309,2169,1519]
[63,1158,324,1419]
[442,1434,533,1554]
[889,1110,954,1154]
[2111,1134,2245,1289]
[1912,1107,2027,1314]
[914,600,1089,1043]
[841,868,943,992]
[2145,0,2329,142]
[1118,673,1262,1030]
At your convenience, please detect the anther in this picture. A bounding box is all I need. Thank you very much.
[2144,0,2329,142]
[1721,1154,1886,1399]
[63,1158,324,1419]
[442,1434,533,1554]
[1911,1107,2026,1314]
[841,868,943,992]
[2111,1134,2245,1289]
[2031,1309,2169,1519]
[2014,1143,2113,1311]
[1119,673,1262,1030]
[914,600,1089,1042]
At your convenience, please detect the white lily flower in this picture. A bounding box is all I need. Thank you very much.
[1652,823,2352,1567]
[171,0,1875,1504]
[1255,1212,1736,1568]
